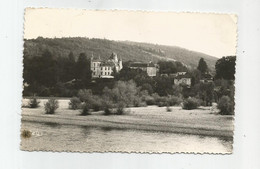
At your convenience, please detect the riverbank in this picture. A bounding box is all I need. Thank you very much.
[21,99,234,139]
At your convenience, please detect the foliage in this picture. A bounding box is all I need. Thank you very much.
[154,76,175,96]
[28,96,40,108]
[78,89,93,102]
[77,89,104,111]
[182,97,200,110]
[145,95,156,105]
[214,79,235,103]
[217,96,234,115]
[141,83,154,95]
[146,93,182,107]
[116,102,125,115]
[198,82,215,106]
[75,53,92,84]
[166,106,172,112]
[103,80,138,107]
[80,103,91,115]
[102,99,114,115]
[190,69,202,86]
[157,60,188,74]
[68,97,81,110]
[197,58,208,74]
[167,95,182,106]
[215,56,236,80]
[44,98,59,114]
[24,37,217,72]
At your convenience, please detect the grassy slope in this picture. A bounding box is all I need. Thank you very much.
[24,37,218,70]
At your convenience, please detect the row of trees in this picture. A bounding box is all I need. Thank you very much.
[23,50,92,96]
[23,49,236,114]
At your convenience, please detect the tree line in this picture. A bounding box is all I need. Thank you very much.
[23,49,236,114]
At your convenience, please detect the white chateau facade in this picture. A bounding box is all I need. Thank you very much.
[90,52,123,78]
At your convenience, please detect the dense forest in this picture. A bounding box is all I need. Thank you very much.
[24,37,217,70]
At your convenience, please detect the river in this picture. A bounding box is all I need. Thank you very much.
[21,121,232,153]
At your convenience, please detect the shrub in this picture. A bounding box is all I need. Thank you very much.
[116,102,125,115]
[133,97,146,107]
[78,89,93,102]
[158,101,167,107]
[104,108,112,115]
[167,96,182,106]
[80,103,91,116]
[182,97,200,110]
[217,96,234,115]
[28,96,40,108]
[145,96,156,105]
[166,106,172,112]
[68,97,81,110]
[155,96,168,107]
[102,99,114,115]
[44,98,59,114]
[91,97,103,111]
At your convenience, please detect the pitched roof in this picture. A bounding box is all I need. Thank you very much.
[129,62,156,68]
[100,61,114,67]
[202,73,213,79]
[175,73,191,79]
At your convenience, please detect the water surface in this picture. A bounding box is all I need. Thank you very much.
[21,121,232,153]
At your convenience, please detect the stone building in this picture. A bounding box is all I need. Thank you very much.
[129,62,158,77]
[174,72,192,87]
[91,52,123,78]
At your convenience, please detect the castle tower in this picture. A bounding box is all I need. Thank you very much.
[110,52,118,63]
[118,56,123,71]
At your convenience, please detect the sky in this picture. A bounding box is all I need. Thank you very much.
[24,8,237,58]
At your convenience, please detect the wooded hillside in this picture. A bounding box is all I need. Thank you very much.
[24,37,217,70]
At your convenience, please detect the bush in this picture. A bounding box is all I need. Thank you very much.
[102,100,114,115]
[167,96,182,106]
[166,106,172,112]
[44,98,59,114]
[116,102,125,115]
[217,96,234,115]
[145,96,156,105]
[91,97,103,111]
[158,101,167,107]
[133,97,147,107]
[155,96,168,107]
[103,108,111,115]
[28,96,40,108]
[68,97,81,110]
[78,89,93,102]
[182,97,200,110]
[80,103,91,116]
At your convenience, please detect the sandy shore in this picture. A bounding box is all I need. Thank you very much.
[21,99,234,139]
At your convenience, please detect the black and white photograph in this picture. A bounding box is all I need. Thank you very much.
[21,9,237,153]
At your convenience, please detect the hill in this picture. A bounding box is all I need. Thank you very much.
[24,37,218,70]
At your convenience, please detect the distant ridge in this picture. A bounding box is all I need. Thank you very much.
[24,37,218,70]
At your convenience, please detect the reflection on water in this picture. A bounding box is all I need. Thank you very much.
[21,121,232,153]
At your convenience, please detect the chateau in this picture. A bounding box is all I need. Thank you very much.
[90,52,123,78]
